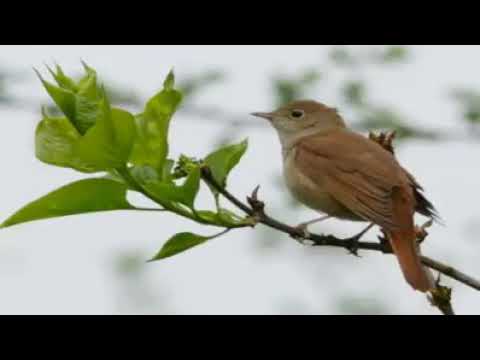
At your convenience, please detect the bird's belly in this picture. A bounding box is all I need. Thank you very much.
[283,156,362,221]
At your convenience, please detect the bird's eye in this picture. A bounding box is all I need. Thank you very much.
[291,109,304,119]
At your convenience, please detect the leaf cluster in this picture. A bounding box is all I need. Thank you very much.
[1,64,250,261]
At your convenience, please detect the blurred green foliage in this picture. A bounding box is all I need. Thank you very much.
[373,46,409,64]
[342,80,367,107]
[113,251,170,314]
[329,47,357,67]
[329,45,409,67]
[178,70,225,99]
[334,295,391,315]
[0,66,27,104]
[272,68,321,107]
[451,88,480,131]
[356,107,439,140]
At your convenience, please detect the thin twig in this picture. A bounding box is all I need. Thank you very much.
[421,257,480,291]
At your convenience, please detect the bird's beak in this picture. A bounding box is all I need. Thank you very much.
[250,112,274,121]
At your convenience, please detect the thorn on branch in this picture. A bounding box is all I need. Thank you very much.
[247,185,265,214]
[345,237,361,257]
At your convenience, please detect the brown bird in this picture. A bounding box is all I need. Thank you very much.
[252,100,440,292]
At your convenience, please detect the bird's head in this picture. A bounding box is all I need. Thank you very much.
[251,100,346,138]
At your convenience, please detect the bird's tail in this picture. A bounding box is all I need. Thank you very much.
[387,186,435,292]
[386,229,435,292]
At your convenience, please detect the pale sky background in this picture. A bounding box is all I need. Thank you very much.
[0,45,479,314]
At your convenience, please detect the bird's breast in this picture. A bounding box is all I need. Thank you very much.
[283,148,361,221]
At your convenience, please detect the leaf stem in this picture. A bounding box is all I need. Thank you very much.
[116,165,241,227]
[133,207,168,212]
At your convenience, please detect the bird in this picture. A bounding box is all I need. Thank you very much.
[251,100,440,292]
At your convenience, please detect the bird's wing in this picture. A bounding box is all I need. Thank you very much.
[295,129,433,291]
[295,130,415,230]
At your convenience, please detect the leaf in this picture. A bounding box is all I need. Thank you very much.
[74,70,102,135]
[179,166,201,208]
[36,100,137,173]
[75,101,136,171]
[161,159,175,182]
[195,210,218,223]
[1,178,134,228]
[37,64,103,135]
[163,69,175,90]
[130,165,160,185]
[35,116,97,172]
[216,208,244,225]
[142,166,201,208]
[149,230,225,261]
[47,64,78,92]
[40,64,103,135]
[74,94,102,135]
[35,69,77,123]
[196,208,244,227]
[130,71,183,171]
[204,139,248,189]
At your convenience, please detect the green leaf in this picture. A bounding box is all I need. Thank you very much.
[161,159,175,182]
[1,178,134,228]
[75,101,136,171]
[74,94,101,135]
[130,165,160,185]
[178,166,201,208]
[195,210,219,223]
[74,68,101,134]
[47,64,78,92]
[35,115,97,172]
[35,69,77,123]
[130,71,183,171]
[149,230,226,261]
[204,139,248,189]
[35,103,137,173]
[163,69,175,90]
[142,166,201,208]
[216,208,244,225]
[37,64,103,135]
[196,208,245,227]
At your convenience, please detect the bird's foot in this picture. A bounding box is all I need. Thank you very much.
[341,223,375,256]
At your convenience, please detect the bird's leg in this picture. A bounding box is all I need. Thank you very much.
[291,215,331,242]
[342,223,375,257]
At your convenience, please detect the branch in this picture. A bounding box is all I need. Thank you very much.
[201,167,479,315]
[421,257,480,291]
